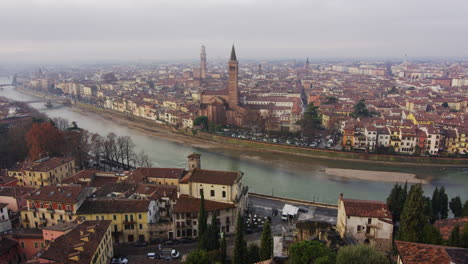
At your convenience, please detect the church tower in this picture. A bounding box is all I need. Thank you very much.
[228,45,239,107]
[305,57,310,77]
[200,45,207,79]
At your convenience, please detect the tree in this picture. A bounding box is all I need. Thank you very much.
[398,184,426,242]
[463,200,468,217]
[205,214,220,251]
[247,243,260,264]
[448,225,461,247]
[449,196,463,217]
[259,219,273,261]
[336,245,389,264]
[387,183,407,223]
[461,222,468,248]
[26,121,65,160]
[220,235,227,264]
[420,224,443,245]
[194,116,209,131]
[431,187,440,222]
[423,197,433,224]
[300,103,322,137]
[51,117,70,131]
[352,99,371,118]
[438,187,449,220]
[134,150,152,167]
[289,240,335,264]
[232,213,248,264]
[198,191,208,250]
[185,250,210,264]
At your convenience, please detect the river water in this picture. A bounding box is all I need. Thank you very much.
[1,77,467,204]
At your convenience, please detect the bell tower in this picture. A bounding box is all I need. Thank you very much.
[228,45,239,107]
[200,45,207,80]
[187,153,201,170]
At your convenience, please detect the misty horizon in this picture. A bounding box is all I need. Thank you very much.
[1,0,468,64]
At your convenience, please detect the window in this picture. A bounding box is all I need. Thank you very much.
[113,215,117,220]
[368,218,372,224]
[58,204,62,210]
[96,216,99,220]
[20,242,25,248]
[34,242,39,248]
[139,224,143,229]
[357,225,363,232]
[211,190,215,197]
[222,191,226,198]
[138,214,142,219]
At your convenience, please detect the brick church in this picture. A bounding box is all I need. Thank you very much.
[199,46,248,127]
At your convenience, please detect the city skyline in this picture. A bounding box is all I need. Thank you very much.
[1,0,468,63]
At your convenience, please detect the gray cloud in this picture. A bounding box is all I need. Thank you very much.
[1,0,467,63]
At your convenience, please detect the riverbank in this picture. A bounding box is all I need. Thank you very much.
[324,168,429,184]
[15,87,468,168]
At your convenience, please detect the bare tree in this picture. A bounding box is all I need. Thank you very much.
[117,136,135,169]
[89,133,104,169]
[133,150,152,167]
[52,117,70,131]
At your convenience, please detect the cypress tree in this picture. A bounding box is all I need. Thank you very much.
[233,213,248,264]
[198,191,208,250]
[247,243,260,264]
[259,219,273,261]
[463,200,468,217]
[422,197,433,223]
[449,196,463,217]
[439,187,449,220]
[387,183,403,222]
[398,184,426,242]
[448,225,461,247]
[431,187,440,221]
[206,213,220,251]
[220,235,227,264]
[461,222,468,248]
[421,224,443,245]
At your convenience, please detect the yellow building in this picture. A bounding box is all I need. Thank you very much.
[20,186,92,229]
[76,199,157,244]
[39,220,113,264]
[8,157,75,188]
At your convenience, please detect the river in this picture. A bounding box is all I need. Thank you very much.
[1,77,467,204]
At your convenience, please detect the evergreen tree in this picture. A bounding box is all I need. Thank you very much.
[289,240,335,264]
[398,184,426,242]
[439,187,449,220]
[420,224,443,245]
[352,99,372,118]
[461,222,468,248]
[198,191,208,250]
[247,243,260,264]
[259,219,273,261]
[220,235,227,264]
[462,200,468,217]
[431,187,440,222]
[206,213,220,251]
[423,197,434,223]
[232,213,248,264]
[448,225,461,247]
[449,196,463,217]
[185,250,210,264]
[336,245,389,264]
[387,183,404,222]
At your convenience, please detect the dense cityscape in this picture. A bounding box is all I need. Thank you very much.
[1,0,468,263]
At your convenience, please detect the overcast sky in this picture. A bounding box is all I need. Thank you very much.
[1,0,468,63]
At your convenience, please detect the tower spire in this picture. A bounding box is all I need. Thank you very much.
[230,45,237,61]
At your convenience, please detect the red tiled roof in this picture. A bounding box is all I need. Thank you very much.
[14,157,74,172]
[179,169,239,186]
[434,217,468,240]
[77,199,150,214]
[396,240,468,264]
[26,186,85,203]
[173,195,236,213]
[342,198,392,219]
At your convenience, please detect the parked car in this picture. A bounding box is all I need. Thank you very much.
[111,256,128,264]
[134,240,148,247]
[298,207,309,213]
[147,252,160,259]
[179,237,196,244]
[163,239,180,246]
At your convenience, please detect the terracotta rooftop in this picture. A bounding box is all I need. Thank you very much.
[77,199,150,214]
[179,169,239,186]
[173,195,236,213]
[26,186,85,203]
[135,167,185,180]
[39,220,112,264]
[434,217,468,240]
[341,198,392,219]
[12,157,74,172]
[396,240,468,264]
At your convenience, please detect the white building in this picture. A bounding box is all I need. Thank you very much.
[337,194,393,253]
[0,203,12,233]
